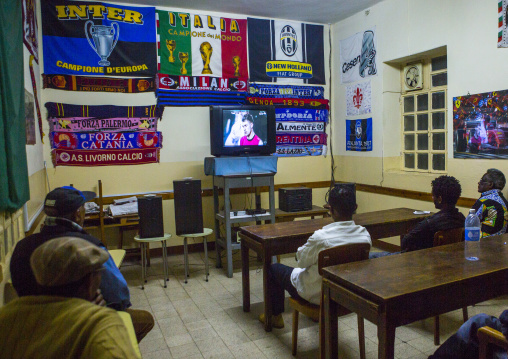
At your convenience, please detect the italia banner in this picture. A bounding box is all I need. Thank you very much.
[247,18,325,84]
[52,148,159,166]
[156,11,248,79]
[276,108,328,122]
[346,118,372,151]
[41,0,157,76]
[49,117,158,132]
[50,131,162,150]
[499,0,508,47]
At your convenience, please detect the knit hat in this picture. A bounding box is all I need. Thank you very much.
[30,236,108,287]
[44,186,96,216]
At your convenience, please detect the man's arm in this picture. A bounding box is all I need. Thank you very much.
[296,235,322,268]
[100,257,131,310]
[400,218,431,252]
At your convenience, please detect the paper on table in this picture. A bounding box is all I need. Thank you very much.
[109,202,138,216]
[413,210,431,215]
[113,196,137,205]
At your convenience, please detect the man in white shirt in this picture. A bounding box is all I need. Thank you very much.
[260,186,372,328]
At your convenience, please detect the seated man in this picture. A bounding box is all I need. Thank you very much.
[10,186,153,342]
[0,236,140,359]
[473,168,508,238]
[370,175,465,258]
[429,311,508,359]
[260,186,372,328]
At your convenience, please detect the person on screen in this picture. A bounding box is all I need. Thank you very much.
[240,113,264,146]
[224,112,244,146]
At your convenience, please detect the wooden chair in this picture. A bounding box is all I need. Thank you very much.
[432,227,468,345]
[478,326,508,359]
[288,242,370,357]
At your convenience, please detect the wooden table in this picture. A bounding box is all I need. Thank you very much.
[321,234,508,359]
[239,207,431,331]
[274,205,329,222]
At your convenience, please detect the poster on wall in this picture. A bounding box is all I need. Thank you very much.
[247,18,325,84]
[346,81,372,116]
[41,0,157,77]
[499,0,508,47]
[156,11,248,79]
[23,0,38,63]
[346,118,372,151]
[340,28,377,84]
[453,89,508,159]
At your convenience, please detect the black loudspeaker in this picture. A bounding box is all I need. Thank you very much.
[137,196,164,238]
[334,182,356,204]
[173,179,203,235]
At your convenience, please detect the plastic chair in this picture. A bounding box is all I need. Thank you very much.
[289,242,370,357]
[432,227,468,345]
[180,228,213,283]
[478,326,508,359]
[109,249,126,268]
[134,233,171,289]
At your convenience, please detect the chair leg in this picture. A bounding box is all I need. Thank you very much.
[434,315,440,345]
[183,237,189,284]
[203,236,209,282]
[292,309,299,356]
[462,307,469,322]
[140,243,145,290]
[358,315,366,359]
[161,241,168,288]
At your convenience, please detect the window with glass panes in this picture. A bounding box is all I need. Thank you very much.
[402,55,447,172]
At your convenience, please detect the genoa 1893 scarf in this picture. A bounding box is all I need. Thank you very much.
[45,102,163,118]
[246,96,329,109]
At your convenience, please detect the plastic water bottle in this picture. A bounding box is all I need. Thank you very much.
[465,209,480,261]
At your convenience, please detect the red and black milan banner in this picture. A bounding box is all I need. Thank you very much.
[23,0,39,63]
[52,148,159,166]
[246,96,329,109]
[50,131,162,150]
[156,74,248,92]
[43,74,155,93]
[49,117,158,132]
[276,133,327,145]
[45,102,163,118]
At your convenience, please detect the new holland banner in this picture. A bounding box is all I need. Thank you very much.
[43,74,155,93]
[276,121,325,133]
[246,97,329,109]
[45,103,163,118]
[49,117,158,132]
[41,0,157,76]
[275,145,325,157]
[52,148,159,166]
[157,89,246,106]
[249,84,324,99]
[156,74,248,92]
[499,1,508,47]
[247,18,325,84]
[346,81,372,116]
[156,11,248,79]
[50,131,162,150]
[275,108,328,122]
[277,134,327,145]
[346,118,372,151]
[340,28,377,84]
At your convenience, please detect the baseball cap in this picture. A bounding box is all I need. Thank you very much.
[44,186,96,216]
[30,236,109,287]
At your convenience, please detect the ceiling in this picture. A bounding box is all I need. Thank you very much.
[109,0,385,24]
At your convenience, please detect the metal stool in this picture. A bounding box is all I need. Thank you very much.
[134,233,171,289]
[181,228,213,283]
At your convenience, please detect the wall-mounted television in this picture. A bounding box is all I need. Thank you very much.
[210,105,276,157]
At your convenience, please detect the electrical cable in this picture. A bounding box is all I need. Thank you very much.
[325,24,336,204]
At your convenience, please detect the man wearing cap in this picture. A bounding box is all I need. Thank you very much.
[0,236,140,358]
[10,186,154,342]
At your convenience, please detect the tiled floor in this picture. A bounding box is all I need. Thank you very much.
[120,249,508,359]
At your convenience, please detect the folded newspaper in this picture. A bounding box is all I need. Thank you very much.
[109,199,138,217]
[113,196,138,205]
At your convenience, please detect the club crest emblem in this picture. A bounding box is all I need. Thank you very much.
[280,25,297,57]
[355,121,362,139]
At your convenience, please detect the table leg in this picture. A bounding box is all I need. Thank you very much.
[184,237,189,284]
[323,282,338,359]
[162,241,168,288]
[378,313,396,359]
[241,240,251,312]
[263,250,273,332]
[204,236,209,282]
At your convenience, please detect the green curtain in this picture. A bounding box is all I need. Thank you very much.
[0,0,30,212]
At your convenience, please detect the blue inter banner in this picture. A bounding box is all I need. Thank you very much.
[346,118,372,151]
[41,0,157,76]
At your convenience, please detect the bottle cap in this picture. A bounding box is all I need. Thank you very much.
[469,209,476,214]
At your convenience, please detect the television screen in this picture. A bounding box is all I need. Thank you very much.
[210,105,276,156]
[223,109,268,148]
